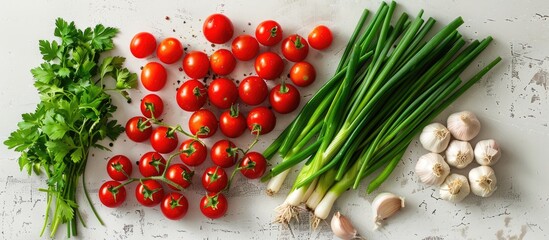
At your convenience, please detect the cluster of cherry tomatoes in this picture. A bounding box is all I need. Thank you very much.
[98,13,332,220]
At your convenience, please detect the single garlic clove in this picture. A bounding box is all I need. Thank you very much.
[415,153,450,186]
[419,123,451,153]
[447,111,481,141]
[469,166,498,197]
[331,211,358,240]
[474,139,501,166]
[439,173,470,202]
[445,140,474,169]
[371,192,405,229]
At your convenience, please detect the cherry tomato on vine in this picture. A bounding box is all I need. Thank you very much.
[135,179,164,207]
[161,192,189,220]
[208,78,238,109]
[176,79,207,112]
[210,49,236,76]
[210,140,239,168]
[165,164,194,191]
[150,126,179,154]
[238,76,268,106]
[308,25,333,50]
[107,155,133,181]
[140,94,164,118]
[201,166,228,193]
[188,109,218,138]
[239,152,267,179]
[290,61,316,87]
[179,139,207,166]
[157,37,183,64]
[200,192,228,219]
[141,62,167,91]
[203,14,234,44]
[139,151,166,177]
[130,32,156,58]
[231,34,259,61]
[254,52,284,80]
[125,116,152,142]
[247,107,276,135]
[219,106,247,138]
[99,181,126,208]
[281,34,309,62]
[255,20,283,46]
[269,83,301,114]
[183,51,210,79]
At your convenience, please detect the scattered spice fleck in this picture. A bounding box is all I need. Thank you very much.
[135,161,139,165]
[211,44,216,48]
[184,21,186,24]
[287,73,291,78]
[248,22,251,26]
[268,106,273,109]
[177,80,181,84]
[165,16,170,20]
[140,66,144,70]
[243,73,247,76]
[109,143,114,147]
[172,29,176,32]
[176,87,179,91]
[236,80,240,84]
[184,47,188,51]
[178,67,183,72]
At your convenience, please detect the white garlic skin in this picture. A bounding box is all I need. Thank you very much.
[420,123,451,153]
[371,192,405,229]
[440,173,470,203]
[469,166,497,197]
[415,153,450,186]
[447,111,481,141]
[474,139,501,166]
[331,211,358,240]
[445,140,474,169]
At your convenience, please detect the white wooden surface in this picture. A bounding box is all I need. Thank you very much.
[1,0,548,239]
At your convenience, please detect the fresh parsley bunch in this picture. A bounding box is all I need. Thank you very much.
[4,18,137,237]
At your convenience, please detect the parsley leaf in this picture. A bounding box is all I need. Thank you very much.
[92,24,118,51]
[39,40,60,61]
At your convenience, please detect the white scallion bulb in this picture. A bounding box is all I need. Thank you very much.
[474,139,501,166]
[415,153,450,186]
[468,166,497,197]
[419,123,451,153]
[445,140,474,169]
[440,173,470,203]
[447,111,481,141]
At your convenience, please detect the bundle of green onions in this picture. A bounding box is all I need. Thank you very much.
[261,1,501,226]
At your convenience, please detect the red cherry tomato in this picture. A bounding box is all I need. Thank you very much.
[130,32,156,58]
[290,61,316,87]
[255,20,283,46]
[201,166,228,193]
[210,139,238,168]
[238,76,268,106]
[208,78,238,109]
[255,52,284,80]
[157,37,183,64]
[239,152,267,179]
[183,51,210,79]
[150,126,179,154]
[281,34,309,62]
[99,181,126,208]
[210,49,236,76]
[231,35,259,61]
[140,94,164,118]
[141,62,167,91]
[165,164,194,191]
[247,106,276,135]
[106,155,133,181]
[176,79,207,112]
[125,116,152,142]
[200,193,228,219]
[269,83,301,114]
[161,192,189,220]
[308,25,333,50]
[188,109,218,138]
[219,107,247,138]
[139,151,166,177]
[135,179,164,207]
[179,139,208,166]
[203,14,234,44]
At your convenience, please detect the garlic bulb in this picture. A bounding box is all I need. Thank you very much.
[372,192,405,229]
[439,173,470,202]
[331,211,360,240]
[447,111,481,141]
[468,166,497,197]
[445,140,474,169]
[419,123,451,153]
[415,153,450,186]
[474,139,501,166]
